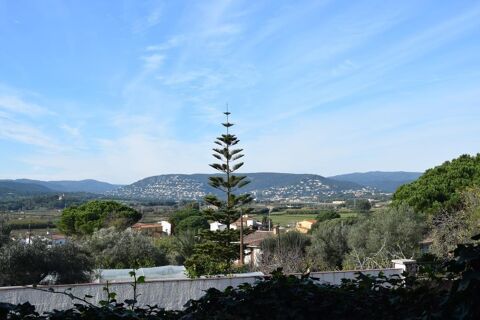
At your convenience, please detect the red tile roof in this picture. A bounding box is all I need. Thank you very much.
[132,223,162,229]
[243,231,275,247]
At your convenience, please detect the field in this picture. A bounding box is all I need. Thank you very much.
[252,211,358,228]
[1,209,61,237]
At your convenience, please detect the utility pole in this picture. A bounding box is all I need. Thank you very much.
[239,209,244,266]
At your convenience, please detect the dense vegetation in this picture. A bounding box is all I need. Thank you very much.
[2,236,480,319]
[168,204,208,234]
[84,228,168,269]
[258,205,427,272]
[58,200,141,235]
[393,153,480,214]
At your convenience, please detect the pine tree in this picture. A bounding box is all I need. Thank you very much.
[185,110,253,277]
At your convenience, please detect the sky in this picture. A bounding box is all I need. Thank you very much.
[0,0,479,184]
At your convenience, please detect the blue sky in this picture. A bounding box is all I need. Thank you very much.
[0,0,479,184]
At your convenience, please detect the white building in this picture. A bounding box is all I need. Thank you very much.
[157,220,172,235]
[210,221,227,231]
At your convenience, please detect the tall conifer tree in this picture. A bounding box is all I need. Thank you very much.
[185,110,252,276]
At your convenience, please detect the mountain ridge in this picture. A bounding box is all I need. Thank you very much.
[0,171,422,200]
[329,171,422,193]
[109,172,376,201]
[0,179,121,195]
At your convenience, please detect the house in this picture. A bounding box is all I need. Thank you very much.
[229,215,260,230]
[242,230,276,266]
[131,223,164,238]
[295,220,317,233]
[210,221,227,231]
[157,220,172,235]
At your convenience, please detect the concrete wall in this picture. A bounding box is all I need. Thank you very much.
[0,268,403,313]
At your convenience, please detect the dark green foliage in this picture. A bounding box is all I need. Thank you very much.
[84,228,168,269]
[346,199,371,212]
[169,206,200,227]
[0,240,93,286]
[169,205,208,233]
[185,229,240,277]
[393,153,480,214]
[58,200,141,235]
[0,301,180,320]
[314,210,340,223]
[175,215,208,233]
[0,222,11,247]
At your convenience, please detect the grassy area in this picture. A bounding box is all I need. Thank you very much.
[252,211,358,228]
[10,228,59,238]
[339,212,358,219]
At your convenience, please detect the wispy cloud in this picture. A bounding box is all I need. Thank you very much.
[0,117,57,149]
[141,53,165,72]
[131,2,163,33]
[0,95,50,116]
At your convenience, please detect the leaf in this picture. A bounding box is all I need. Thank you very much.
[232,162,244,171]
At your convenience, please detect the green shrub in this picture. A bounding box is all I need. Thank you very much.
[0,240,93,286]
[84,228,168,269]
[314,210,341,223]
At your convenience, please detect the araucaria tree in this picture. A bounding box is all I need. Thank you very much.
[185,111,253,277]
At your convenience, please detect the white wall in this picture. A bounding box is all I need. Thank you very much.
[0,275,262,313]
[0,268,403,313]
[309,268,402,285]
[159,221,172,235]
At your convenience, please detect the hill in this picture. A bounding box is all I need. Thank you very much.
[108,172,378,202]
[0,180,54,196]
[329,171,422,193]
[14,179,121,194]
